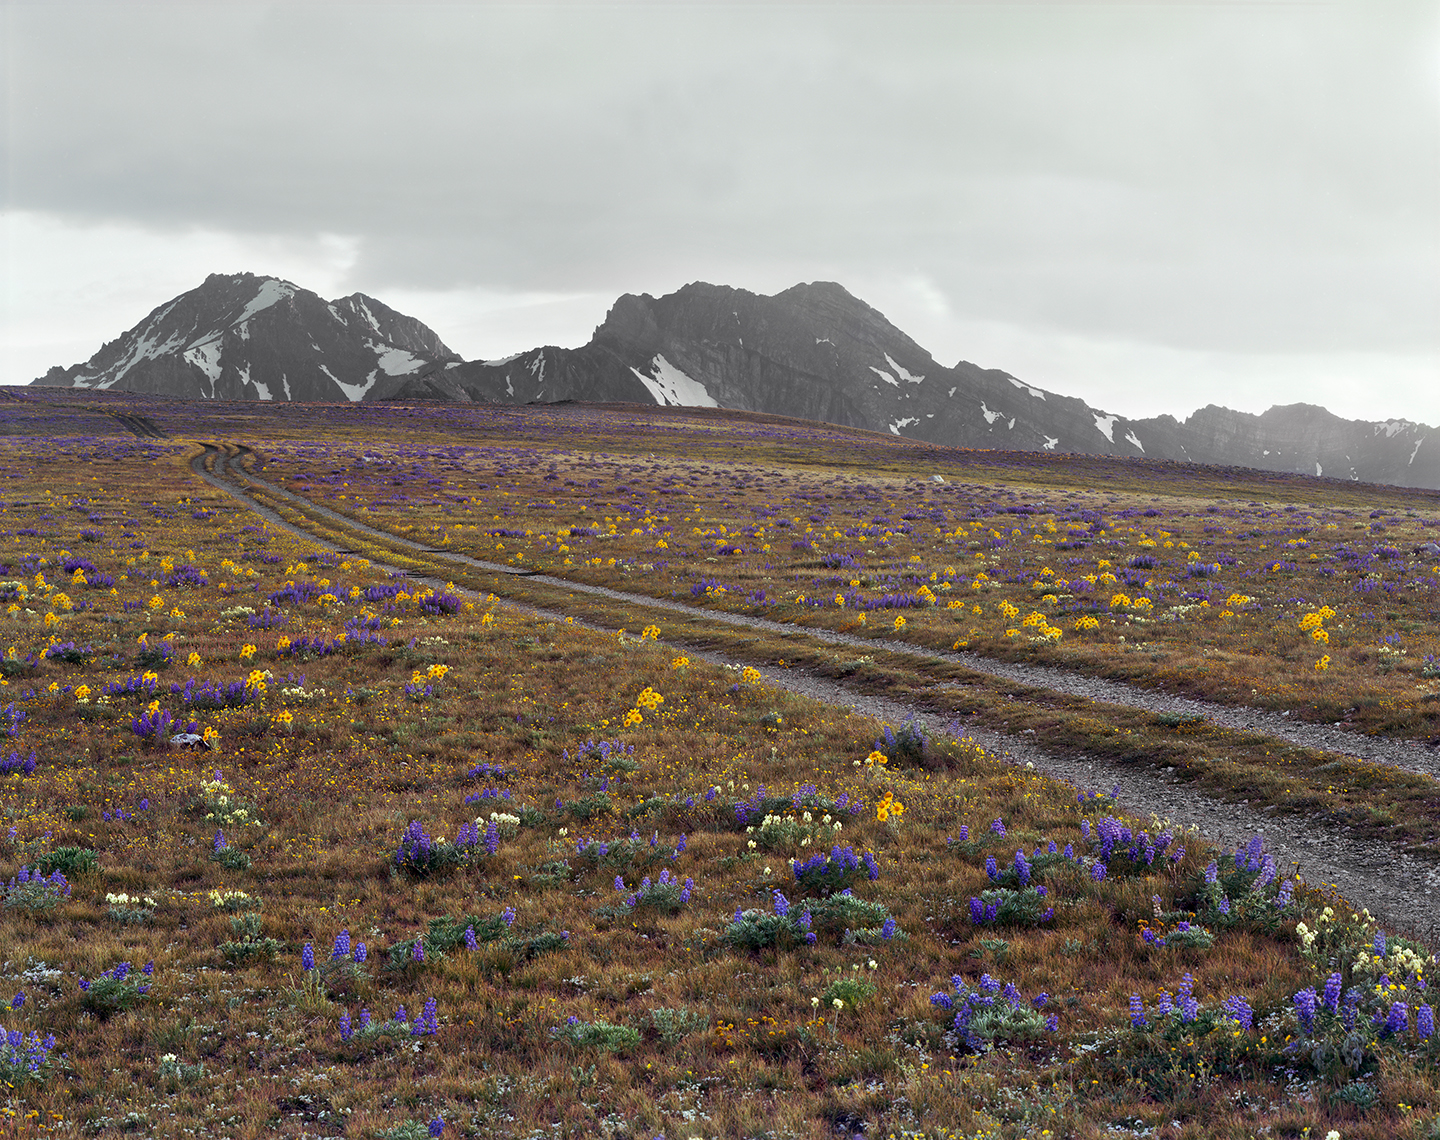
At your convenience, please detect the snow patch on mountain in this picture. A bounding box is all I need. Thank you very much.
[1411,439,1425,465]
[1043,436,1059,451]
[630,355,716,408]
[184,340,223,383]
[1093,413,1118,443]
[980,402,1002,425]
[1008,377,1046,399]
[369,342,427,377]
[236,279,295,326]
[1125,430,1144,453]
[869,366,899,387]
[888,417,919,435]
[884,354,924,384]
[323,364,380,402]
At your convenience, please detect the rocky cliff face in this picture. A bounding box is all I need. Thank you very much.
[33,273,458,403]
[32,273,1438,490]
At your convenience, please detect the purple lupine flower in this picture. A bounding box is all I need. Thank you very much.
[1013,850,1031,887]
[1091,862,1106,882]
[614,875,626,892]
[301,943,315,972]
[213,830,227,852]
[863,851,879,880]
[332,930,351,960]
[353,942,367,963]
[1273,879,1294,908]
[1217,897,1230,915]
[1002,982,1022,1006]
[501,906,515,926]
[969,897,984,924]
[772,890,790,918]
[339,1011,352,1041]
[1374,931,1387,958]
[484,819,500,856]
[1293,988,1317,1035]
[412,939,425,964]
[733,907,744,923]
[1342,987,1361,1031]
[1129,994,1146,1029]
[1156,992,1174,1018]
[991,818,1006,838]
[393,1006,407,1023]
[984,855,999,882]
[1418,1004,1434,1040]
[429,1118,445,1138]
[676,834,687,853]
[1063,843,1073,859]
[680,878,693,904]
[958,825,969,842]
[1322,972,1342,1013]
[10,992,22,1010]
[984,901,999,922]
[1142,928,1158,945]
[1221,995,1253,1031]
[881,916,896,940]
[979,973,1000,994]
[1181,995,1198,1022]
[463,925,477,951]
[1384,1002,1409,1037]
[930,992,953,1010]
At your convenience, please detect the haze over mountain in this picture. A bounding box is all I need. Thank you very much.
[30,272,1439,491]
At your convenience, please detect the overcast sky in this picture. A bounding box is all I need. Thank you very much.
[2,1,1437,423]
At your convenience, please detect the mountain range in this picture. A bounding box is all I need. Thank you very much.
[31,272,1439,490]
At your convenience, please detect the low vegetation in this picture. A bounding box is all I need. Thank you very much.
[0,390,1434,1137]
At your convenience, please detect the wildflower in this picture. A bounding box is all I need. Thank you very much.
[1293,987,1317,1034]
[301,943,315,972]
[338,1011,352,1042]
[1322,971,1343,1013]
[332,930,351,960]
[239,644,256,661]
[1418,1004,1434,1040]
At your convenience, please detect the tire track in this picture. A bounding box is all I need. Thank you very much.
[190,444,1440,944]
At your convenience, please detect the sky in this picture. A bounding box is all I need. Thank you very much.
[1,0,1437,424]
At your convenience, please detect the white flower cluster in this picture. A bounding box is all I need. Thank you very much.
[106,892,158,909]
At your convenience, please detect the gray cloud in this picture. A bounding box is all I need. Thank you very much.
[3,1,1437,411]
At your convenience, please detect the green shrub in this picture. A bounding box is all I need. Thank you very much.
[550,1017,639,1052]
[37,845,97,876]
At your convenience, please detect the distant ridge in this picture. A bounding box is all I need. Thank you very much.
[32,273,459,403]
[32,273,1439,490]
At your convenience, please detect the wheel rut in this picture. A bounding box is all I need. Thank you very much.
[188,443,1440,944]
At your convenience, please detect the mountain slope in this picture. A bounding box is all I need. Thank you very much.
[413,281,1438,489]
[32,273,459,403]
[30,273,1438,489]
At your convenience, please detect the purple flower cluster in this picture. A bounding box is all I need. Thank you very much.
[0,751,37,777]
[78,960,153,994]
[791,844,879,892]
[129,705,174,741]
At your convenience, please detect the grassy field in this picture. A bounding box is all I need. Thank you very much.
[0,388,1437,1138]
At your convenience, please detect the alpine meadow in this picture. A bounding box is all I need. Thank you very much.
[1,386,1440,1140]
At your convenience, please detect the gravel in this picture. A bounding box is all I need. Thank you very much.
[196,447,1440,946]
